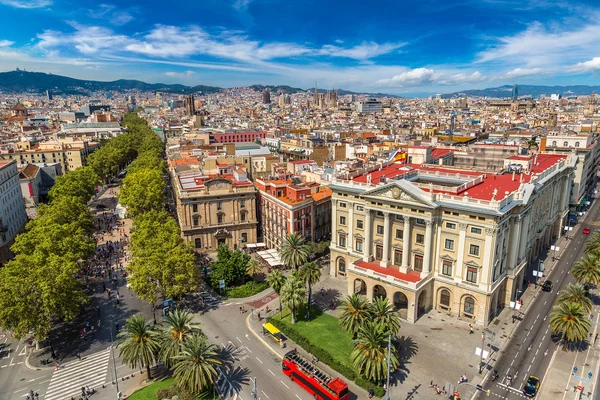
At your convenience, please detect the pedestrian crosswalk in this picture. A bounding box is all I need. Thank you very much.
[44,348,112,400]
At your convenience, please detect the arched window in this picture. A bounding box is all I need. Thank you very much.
[463,297,475,316]
[338,258,346,273]
[575,142,580,148]
[563,141,569,147]
[552,141,557,146]
[440,289,451,309]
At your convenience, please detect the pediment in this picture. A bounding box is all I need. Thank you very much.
[465,260,481,269]
[440,254,456,262]
[362,180,437,208]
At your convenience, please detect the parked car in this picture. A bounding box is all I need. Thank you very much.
[541,280,553,292]
[523,375,540,397]
[583,227,591,234]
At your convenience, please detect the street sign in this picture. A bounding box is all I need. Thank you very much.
[475,347,489,358]
[577,386,583,391]
[219,280,225,288]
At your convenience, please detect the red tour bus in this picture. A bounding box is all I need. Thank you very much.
[282,349,350,400]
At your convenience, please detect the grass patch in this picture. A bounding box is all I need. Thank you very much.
[223,280,269,298]
[127,377,174,400]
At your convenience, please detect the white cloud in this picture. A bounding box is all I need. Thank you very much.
[318,41,406,60]
[0,40,14,47]
[90,4,134,25]
[164,70,196,78]
[438,71,485,85]
[502,67,543,79]
[0,0,51,8]
[568,57,600,73]
[376,68,437,87]
[233,0,253,10]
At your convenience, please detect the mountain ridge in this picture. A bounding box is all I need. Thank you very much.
[444,84,600,98]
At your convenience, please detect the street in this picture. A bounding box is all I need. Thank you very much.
[478,195,600,400]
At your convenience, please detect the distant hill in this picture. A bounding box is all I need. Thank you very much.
[249,84,306,94]
[0,70,222,95]
[445,84,600,99]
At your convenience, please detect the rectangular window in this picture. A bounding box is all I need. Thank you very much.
[375,245,383,261]
[241,212,246,222]
[444,239,455,250]
[415,218,425,225]
[218,214,223,224]
[470,227,482,235]
[217,201,223,210]
[466,267,478,283]
[394,249,402,266]
[241,232,247,242]
[445,222,456,229]
[339,202,347,208]
[240,200,246,208]
[356,219,364,229]
[442,260,452,276]
[469,244,480,257]
[340,216,346,225]
[192,204,198,213]
[413,255,423,272]
[338,234,346,248]
[356,205,364,211]
[355,239,363,253]
[395,229,403,240]
[416,234,424,244]
[194,238,202,248]
[376,225,384,235]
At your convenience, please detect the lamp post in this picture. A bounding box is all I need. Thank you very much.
[109,321,120,399]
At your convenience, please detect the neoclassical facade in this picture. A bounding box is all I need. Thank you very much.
[329,153,576,325]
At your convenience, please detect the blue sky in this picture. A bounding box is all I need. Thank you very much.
[1,0,600,94]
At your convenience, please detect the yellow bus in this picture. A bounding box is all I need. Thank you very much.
[262,323,284,344]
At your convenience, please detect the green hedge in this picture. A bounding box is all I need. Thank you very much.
[267,314,386,398]
[224,281,269,298]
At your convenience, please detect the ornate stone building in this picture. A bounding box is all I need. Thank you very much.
[329,153,576,325]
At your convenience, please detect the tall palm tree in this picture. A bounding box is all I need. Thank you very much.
[246,258,262,280]
[279,233,310,270]
[550,301,591,343]
[572,253,600,286]
[584,232,600,254]
[267,269,286,319]
[280,277,306,324]
[118,314,160,379]
[172,333,222,394]
[300,261,321,319]
[369,297,402,335]
[159,309,202,367]
[557,284,593,314]
[339,294,371,338]
[351,323,399,383]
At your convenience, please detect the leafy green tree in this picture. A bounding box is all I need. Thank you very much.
[299,261,321,318]
[351,322,399,382]
[584,232,600,254]
[246,258,262,280]
[280,277,306,324]
[339,294,371,338]
[118,168,166,217]
[279,233,310,270]
[209,245,250,288]
[160,309,202,367]
[118,315,160,379]
[48,166,99,202]
[572,253,600,286]
[557,284,593,314]
[37,196,95,234]
[550,301,592,344]
[267,269,286,318]
[129,150,166,174]
[172,333,222,394]
[369,297,401,335]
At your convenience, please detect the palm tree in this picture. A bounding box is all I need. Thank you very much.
[557,284,593,314]
[172,333,222,394]
[300,261,321,319]
[246,258,262,280]
[339,294,371,338]
[118,315,160,379]
[280,277,306,324]
[279,233,310,270]
[159,309,202,367]
[550,301,591,343]
[351,323,399,383]
[572,253,600,286]
[267,269,286,319]
[369,297,402,335]
[584,232,600,254]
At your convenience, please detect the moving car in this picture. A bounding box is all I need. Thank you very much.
[541,280,553,292]
[583,227,591,234]
[523,375,540,397]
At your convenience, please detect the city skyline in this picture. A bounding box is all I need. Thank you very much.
[1,0,600,94]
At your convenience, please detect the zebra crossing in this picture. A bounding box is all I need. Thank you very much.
[44,348,112,400]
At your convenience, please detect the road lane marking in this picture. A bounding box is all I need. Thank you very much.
[268,369,275,376]
[236,337,242,343]
[256,357,263,364]
[261,390,270,399]
[296,395,302,400]
[281,380,289,389]
[245,346,252,353]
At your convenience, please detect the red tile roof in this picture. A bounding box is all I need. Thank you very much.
[354,260,422,283]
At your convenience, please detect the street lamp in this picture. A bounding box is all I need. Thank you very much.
[109,321,121,399]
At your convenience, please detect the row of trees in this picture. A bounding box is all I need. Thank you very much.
[549,231,600,345]
[118,310,221,394]
[117,114,199,306]
[0,112,163,340]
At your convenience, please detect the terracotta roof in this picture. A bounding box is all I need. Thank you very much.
[354,260,422,283]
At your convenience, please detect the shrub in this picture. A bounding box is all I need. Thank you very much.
[156,387,176,400]
[225,281,269,298]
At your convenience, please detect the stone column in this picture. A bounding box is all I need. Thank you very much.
[421,219,434,278]
[363,209,373,261]
[331,199,338,247]
[381,212,391,267]
[455,223,467,280]
[348,203,354,251]
[401,216,411,273]
[518,212,530,262]
[508,216,521,272]
[481,227,496,285]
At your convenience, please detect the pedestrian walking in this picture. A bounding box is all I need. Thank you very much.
[115,321,119,332]
[55,362,60,371]
[469,323,474,334]
[77,353,81,361]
